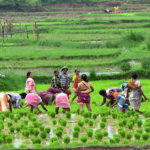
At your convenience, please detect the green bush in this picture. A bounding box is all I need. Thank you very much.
[120,62,131,72]
[78,120,84,127]
[50,137,58,143]
[85,118,89,124]
[0,137,4,144]
[134,132,141,140]
[109,138,116,144]
[111,112,117,119]
[142,133,149,141]
[60,120,67,126]
[101,117,107,123]
[127,122,133,130]
[34,129,40,137]
[73,131,79,138]
[88,120,94,126]
[13,117,18,122]
[80,137,87,143]
[7,122,13,127]
[66,112,71,119]
[52,119,57,125]
[137,119,143,127]
[95,132,103,140]
[6,137,13,143]
[16,126,21,132]
[103,131,108,137]
[56,126,63,132]
[126,133,132,140]
[122,139,129,144]
[86,128,93,137]
[55,131,62,138]
[100,122,106,128]
[142,58,150,70]
[136,129,143,134]
[63,136,70,144]
[74,126,80,132]
[45,127,51,134]
[9,127,15,133]
[145,127,150,133]
[39,126,45,131]
[40,132,47,139]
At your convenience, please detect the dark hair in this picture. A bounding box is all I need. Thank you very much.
[27,72,31,78]
[54,70,58,74]
[8,94,12,98]
[109,89,115,92]
[81,74,88,82]
[99,89,106,95]
[132,72,138,79]
[75,69,79,73]
[20,93,27,98]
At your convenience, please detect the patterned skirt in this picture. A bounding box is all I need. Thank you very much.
[76,92,90,105]
[129,89,142,111]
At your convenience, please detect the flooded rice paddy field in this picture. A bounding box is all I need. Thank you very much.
[0,110,148,149]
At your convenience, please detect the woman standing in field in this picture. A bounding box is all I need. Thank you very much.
[25,72,36,94]
[76,74,94,112]
[24,93,47,114]
[126,72,147,114]
[99,87,123,107]
[71,69,81,102]
[0,92,12,113]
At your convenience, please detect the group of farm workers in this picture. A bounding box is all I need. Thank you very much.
[0,66,147,114]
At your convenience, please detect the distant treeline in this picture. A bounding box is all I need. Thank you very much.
[0,0,143,7]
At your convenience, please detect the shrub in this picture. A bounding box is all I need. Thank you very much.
[80,137,87,143]
[120,62,131,72]
[101,117,107,123]
[88,120,93,127]
[7,122,13,127]
[119,131,126,138]
[16,126,21,132]
[134,132,141,140]
[145,127,150,133]
[126,133,132,140]
[4,111,10,117]
[34,129,40,137]
[39,126,45,131]
[111,112,117,119]
[63,136,70,144]
[16,114,21,120]
[122,118,127,126]
[78,120,84,127]
[57,127,63,132]
[52,119,57,125]
[92,113,98,119]
[50,137,58,143]
[100,122,106,128]
[45,127,51,134]
[142,58,150,70]
[13,117,18,122]
[86,128,93,137]
[142,133,149,141]
[23,120,28,125]
[85,118,89,124]
[114,137,120,143]
[89,68,96,80]
[22,130,30,138]
[103,131,108,137]
[0,137,4,144]
[19,144,27,148]
[49,112,56,118]
[136,129,143,134]
[122,139,129,144]
[137,119,143,127]
[55,131,62,138]
[32,121,38,128]
[60,119,67,126]
[118,120,123,127]
[6,137,13,143]
[66,112,71,119]
[127,122,133,130]
[73,131,79,138]
[74,126,80,132]
[40,132,47,139]
[31,117,37,121]
[29,126,34,135]
[9,127,15,133]
[95,132,103,140]
[9,114,14,120]
[109,138,116,144]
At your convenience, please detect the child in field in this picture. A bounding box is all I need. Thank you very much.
[71,69,81,102]
[25,72,36,94]
[51,70,62,89]
[76,74,94,112]
[24,93,47,114]
[109,90,129,113]
[0,92,12,113]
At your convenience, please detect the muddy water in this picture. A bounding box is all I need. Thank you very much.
[12,113,146,148]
